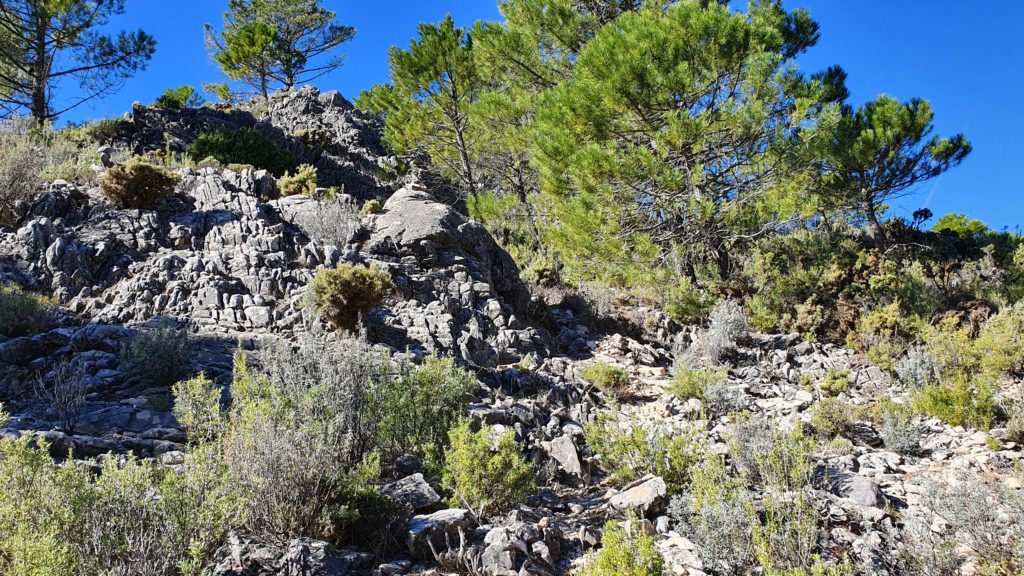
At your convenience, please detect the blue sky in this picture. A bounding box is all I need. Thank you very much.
[57,0,1022,231]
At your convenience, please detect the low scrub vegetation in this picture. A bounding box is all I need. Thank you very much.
[578,513,664,576]
[0,282,54,338]
[584,414,699,494]
[308,262,395,331]
[100,157,181,209]
[187,127,298,177]
[277,163,318,197]
[580,363,630,400]
[119,324,194,387]
[441,419,535,520]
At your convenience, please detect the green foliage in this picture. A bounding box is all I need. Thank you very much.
[155,85,204,110]
[669,366,727,401]
[369,356,477,467]
[0,282,54,337]
[819,95,971,250]
[664,278,712,324]
[187,127,298,176]
[99,157,181,209]
[808,398,856,440]
[819,369,851,397]
[584,414,698,494]
[307,262,394,331]
[845,302,925,371]
[880,408,921,455]
[580,362,630,400]
[934,213,990,238]
[206,0,355,96]
[119,325,194,387]
[975,301,1024,377]
[357,16,482,196]
[532,0,837,281]
[0,433,241,576]
[441,419,535,519]
[578,514,665,576]
[0,1,156,122]
[172,374,224,444]
[913,378,996,430]
[359,198,382,216]
[277,163,318,196]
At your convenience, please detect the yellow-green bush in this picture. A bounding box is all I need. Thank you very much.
[584,413,699,493]
[845,302,924,371]
[578,514,664,576]
[0,282,54,337]
[819,369,851,397]
[912,377,996,430]
[278,163,318,197]
[808,398,857,439]
[441,419,535,519]
[975,301,1024,378]
[308,263,395,330]
[669,366,727,401]
[100,158,180,209]
[580,363,630,400]
[359,198,383,216]
[172,374,224,444]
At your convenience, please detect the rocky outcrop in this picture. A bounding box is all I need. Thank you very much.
[125,86,394,199]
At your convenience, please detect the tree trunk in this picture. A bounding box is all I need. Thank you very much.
[453,120,477,199]
[30,11,48,123]
[862,191,888,251]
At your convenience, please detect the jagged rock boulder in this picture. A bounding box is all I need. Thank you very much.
[126,86,393,199]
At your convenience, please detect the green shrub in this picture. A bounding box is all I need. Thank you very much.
[1007,405,1024,445]
[359,198,383,216]
[880,409,921,455]
[751,427,818,571]
[172,373,224,444]
[584,413,699,493]
[669,366,727,401]
[808,398,857,439]
[368,356,477,467]
[441,419,535,519]
[975,301,1024,378]
[188,127,298,176]
[845,303,924,371]
[664,277,711,324]
[819,369,851,397]
[580,363,631,400]
[0,282,54,337]
[912,377,996,430]
[119,325,194,387]
[222,343,386,544]
[154,85,203,110]
[578,513,665,576]
[99,158,181,209]
[308,263,395,331]
[278,163,318,196]
[0,432,241,576]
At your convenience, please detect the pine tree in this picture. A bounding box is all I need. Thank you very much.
[206,0,354,96]
[819,95,971,250]
[0,0,156,122]
[530,0,843,283]
[357,16,483,198]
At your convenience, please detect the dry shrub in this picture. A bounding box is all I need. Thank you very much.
[308,262,394,331]
[99,158,180,209]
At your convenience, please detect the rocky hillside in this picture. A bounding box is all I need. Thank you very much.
[0,87,1021,576]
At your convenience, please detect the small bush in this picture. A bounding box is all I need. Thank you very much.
[880,409,921,455]
[702,381,748,417]
[360,198,383,216]
[975,301,1024,378]
[1006,406,1024,445]
[100,158,181,209]
[819,369,851,397]
[0,282,54,337]
[669,366,727,401]
[308,262,394,331]
[188,127,298,177]
[171,373,224,444]
[578,513,665,576]
[894,346,942,389]
[584,413,698,493]
[664,277,711,324]
[694,299,749,362]
[580,363,631,400]
[291,196,360,247]
[846,303,924,372]
[278,163,318,197]
[808,398,856,439]
[669,455,753,573]
[119,325,194,387]
[912,377,996,430]
[368,356,477,467]
[154,85,203,110]
[33,361,87,434]
[441,419,535,519]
